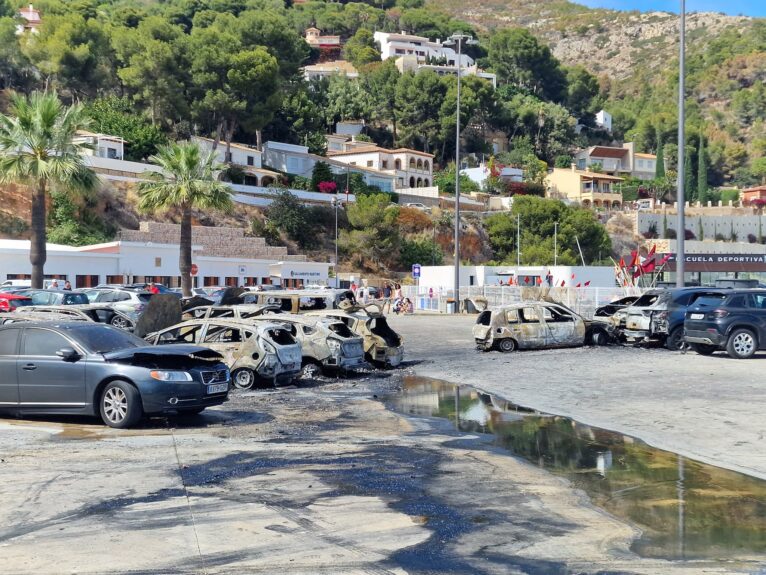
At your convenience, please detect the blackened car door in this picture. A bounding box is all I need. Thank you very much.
[17,327,86,407]
[0,328,20,407]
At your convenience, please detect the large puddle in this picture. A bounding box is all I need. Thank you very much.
[389,376,766,562]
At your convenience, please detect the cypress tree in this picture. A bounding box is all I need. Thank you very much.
[655,136,665,179]
[697,134,708,204]
[685,145,696,202]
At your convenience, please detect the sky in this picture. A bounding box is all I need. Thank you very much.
[576,0,766,17]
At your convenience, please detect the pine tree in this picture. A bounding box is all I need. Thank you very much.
[684,145,696,202]
[697,134,708,204]
[655,136,665,179]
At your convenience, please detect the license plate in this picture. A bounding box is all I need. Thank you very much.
[207,383,228,394]
[690,313,704,320]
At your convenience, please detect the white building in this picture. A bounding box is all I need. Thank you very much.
[418,265,618,290]
[262,141,397,193]
[374,31,473,67]
[74,131,125,161]
[303,60,359,82]
[16,3,41,34]
[0,231,330,290]
[461,163,523,189]
[327,146,434,189]
[193,136,280,187]
[595,110,613,133]
[395,55,496,89]
[574,142,656,181]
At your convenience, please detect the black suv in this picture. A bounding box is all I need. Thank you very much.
[684,289,766,358]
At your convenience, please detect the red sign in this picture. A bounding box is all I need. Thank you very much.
[190,264,199,276]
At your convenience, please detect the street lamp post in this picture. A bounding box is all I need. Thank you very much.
[444,32,477,313]
[554,221,558,266]
[676,0,686,287]
[332,196,340,287]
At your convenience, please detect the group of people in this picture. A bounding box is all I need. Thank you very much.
[49,279,72,290]
[350,281,413,315]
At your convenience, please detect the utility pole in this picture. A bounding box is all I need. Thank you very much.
[554,221,558,266]
[676,0,686,287]
[516,213,521,267]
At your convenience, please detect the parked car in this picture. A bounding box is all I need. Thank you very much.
[0,293,32,312]
[268,315,366,377]
[0,322,230,428]
[182,304,279,321]
[404,202,432,213]
[83,288,154,326]
[684,289,766,358]
[241,289,356,313]
[594,296,639,318]
[618,288,727,349]
[16,289,90,306]
[145,318,302,388]
[474,301,613,352]
[16,305,136,331]
[306,305,404,367]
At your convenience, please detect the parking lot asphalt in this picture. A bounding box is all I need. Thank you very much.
[0,314,765,574]
[389,313,766,480]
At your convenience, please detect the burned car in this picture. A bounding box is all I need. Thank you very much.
[617,288,727,348]
[145,318,302,389]
[267,315,366,377]
[0,322,229,428]
[473,301,612,352]
[594,296,640,317]
[17,305,136,331]
[306,305,404,367]
[241,289,357,313]
[182,304,280,321]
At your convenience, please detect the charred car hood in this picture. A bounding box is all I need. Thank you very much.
[103,344,223,365]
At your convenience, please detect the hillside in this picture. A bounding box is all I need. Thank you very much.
[431,0,752,81]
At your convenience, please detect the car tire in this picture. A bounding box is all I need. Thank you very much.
[726,328,757,359]
[301,360,323,378]
[588,328,609,346]
[690,343,717,356]
[232,368,256,390]
[100,380,142,429]
[110,315,132,330]
[497,338,517,353]
[665,326,686,351]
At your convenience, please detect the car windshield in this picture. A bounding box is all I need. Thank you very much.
[9,298,31,308]
[67,324,146,353]
[631,292,667,307]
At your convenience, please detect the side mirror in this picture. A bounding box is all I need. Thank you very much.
[56,347,80,361]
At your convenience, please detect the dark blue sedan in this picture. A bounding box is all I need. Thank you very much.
[0,322,230,428]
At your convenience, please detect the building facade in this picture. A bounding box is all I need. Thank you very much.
[373,31,473,67]
[193,136,280,187]
[546,166,624,209]
[327,146,434,189]
[74,131,125,161]
[394,55,496,88]
[574,142,656,180]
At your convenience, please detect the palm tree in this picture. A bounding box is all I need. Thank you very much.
[138,142,233,297]
[0,91,97,288]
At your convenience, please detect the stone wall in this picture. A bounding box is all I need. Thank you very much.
[119,222,307,261]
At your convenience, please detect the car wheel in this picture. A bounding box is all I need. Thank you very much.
[726,328,757,359]
[232,368,256,390]
[665,326,686,351]
[589,329,609,346]
[100,381,142,429]
[301,360,323,378]
[110,315,132,330]
[497,338,517,353]
[690,343,717,356]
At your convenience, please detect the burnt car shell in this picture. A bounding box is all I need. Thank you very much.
[473,301,612,352]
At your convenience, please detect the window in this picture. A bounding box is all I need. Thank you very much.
[107,147,118,159]
[728,295,747,308]
[158,324,204,344]
[520,308,540,323]
[22,329,70,356]
[409,158,416,168]
[75,275,99,288]
[382,160,388,169]
[113,292,131,302]
[247,156,254,166]
[395,159,402,170]
[155,257,162,267]
[505,310,519,324]
[417,159,423,169]
[203,326,244,343]
[62,294,89,305]
[366,160,373,167]
[424,161,429,171]
[638,160,644,168]
[0,329,20,355]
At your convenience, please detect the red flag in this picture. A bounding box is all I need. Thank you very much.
[536,277,542,285]
[560,280,566,287]
[629,250,639,270]
[576,283,581,288]
[658,253,672,266]
[524,276,530,284]
[642,259,656,273]
[571,273,575,279]
[619,257,626,269]
[648,244,656,257]
[584,281,591,286]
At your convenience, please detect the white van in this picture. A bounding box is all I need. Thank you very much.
[1,279,31,288]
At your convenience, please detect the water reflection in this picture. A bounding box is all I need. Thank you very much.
[389,376,766,561]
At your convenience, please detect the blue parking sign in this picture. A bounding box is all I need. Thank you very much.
[412,264,421,278]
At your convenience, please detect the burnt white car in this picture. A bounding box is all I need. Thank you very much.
[145,319,302,388]
[473,301,612,352]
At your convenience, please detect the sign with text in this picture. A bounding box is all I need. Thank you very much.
[412,264,421,279]
[661,253,766,272]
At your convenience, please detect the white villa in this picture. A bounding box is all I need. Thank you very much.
[374,31,473,67]
[192,136,281,187]
[327,145,434,189]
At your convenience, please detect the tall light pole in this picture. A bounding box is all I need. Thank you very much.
[676,0,686,287]
[331,196,340,287]
[554,221,558,266]
[444,32,477,312]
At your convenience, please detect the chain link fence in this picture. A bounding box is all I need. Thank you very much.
[402,285,643,319]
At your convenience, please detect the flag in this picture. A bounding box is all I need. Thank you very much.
[536,277,542,285]
[584,281,591,287]
[571,273,575,279]
[523,276,530,284]
[560,280,566,287]
[641,259,656,274]
[648,244,656,257]
[658,253,672,267]
[619,257,626,269]
[576,283,581,288]
[629,250,639,270]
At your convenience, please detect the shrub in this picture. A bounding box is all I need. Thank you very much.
[665,228,677,239]
[748,233,757,243]
[318,181,337,194]
[685,229,696,240]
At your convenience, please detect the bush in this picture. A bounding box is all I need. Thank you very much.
[748,233,757,243]
[715,233,726,241]
[665,228,677,239]
[397,208,432,233]
[399,237,443,269]
[685,229,696,240]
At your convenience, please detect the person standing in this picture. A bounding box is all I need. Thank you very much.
[382,282,392,313]
[63,280,72,291]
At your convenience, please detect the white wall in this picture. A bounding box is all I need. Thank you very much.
[194,137,262,168]
[638,212,766,243]
[418,265,617,289]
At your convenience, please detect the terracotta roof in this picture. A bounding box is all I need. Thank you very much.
[327,146,434,158]
[634,153,657,159]
[576,170,624,181]
[589,146,628,159]
[743,185,766,193]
